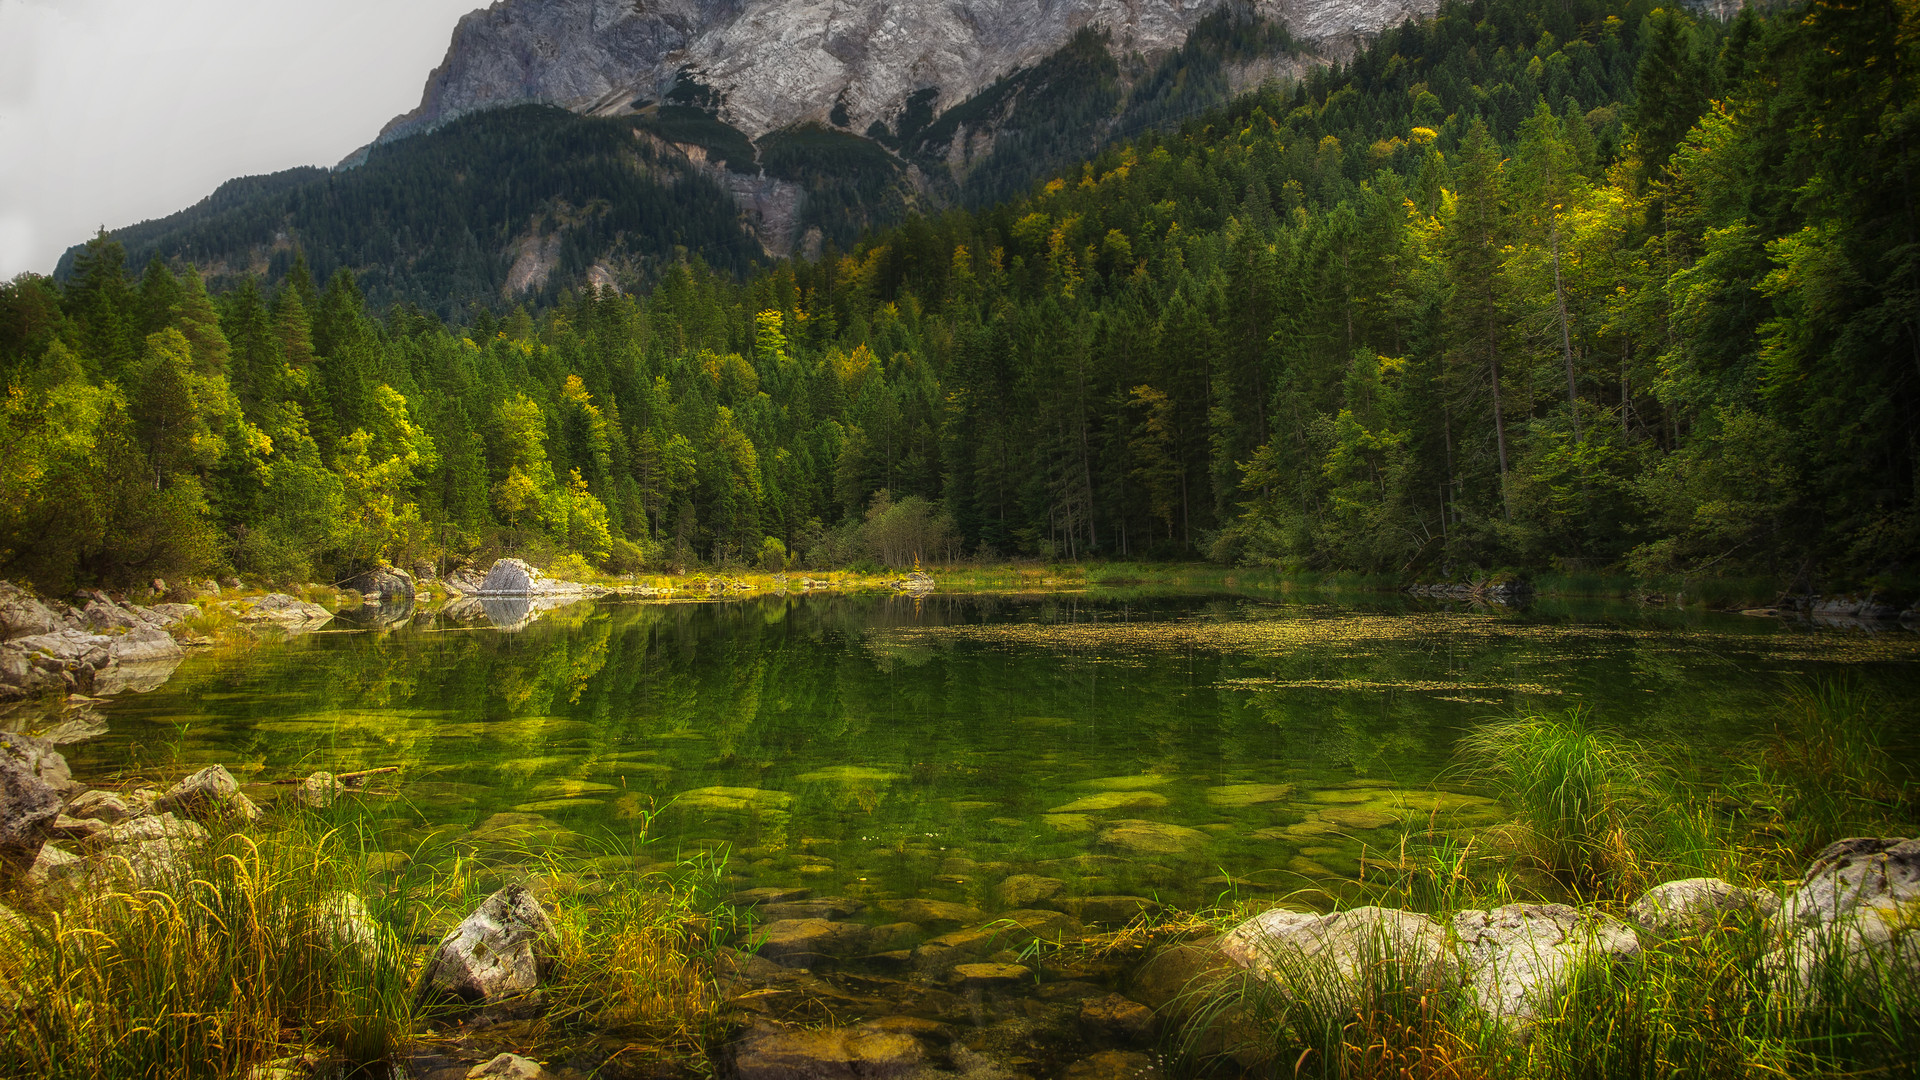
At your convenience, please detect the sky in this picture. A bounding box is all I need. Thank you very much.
[0,0,483,279]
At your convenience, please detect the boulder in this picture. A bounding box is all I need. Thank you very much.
[341,567,415,604]
[42,814,208,897]
[1452,903,1640,1025]
[109,628,183,664]
[446,566,489,595]
[65,789,136,822]
[98,811,210,847]
[317,892,389,964]
[418,884,556,1013]
[476,558,550,596]
[239,594,333,630]
[26,841,79,883]
[1774,837,1920,931]
[298,771,346,809]
[1220,906,1453,1000]
[48,814,107,841]
[0,734,63,876]
[157,764,262,821]
[1763,838,1920,1003]
[1630,878,1780,936]
[0,582,73,640]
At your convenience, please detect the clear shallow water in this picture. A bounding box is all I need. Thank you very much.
[68,591,1920,912]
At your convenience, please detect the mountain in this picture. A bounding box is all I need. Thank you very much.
[375,0,1434,146]
[57,1,1420,315]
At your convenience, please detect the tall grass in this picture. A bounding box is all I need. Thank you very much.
[0,821,415,1079]
[1457,711,1664,894]
[1754,679,1915,858]
[1168,682,1920,1078]
[0,805,736,1078]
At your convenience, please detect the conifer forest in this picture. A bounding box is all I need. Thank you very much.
[3,0,1915,594]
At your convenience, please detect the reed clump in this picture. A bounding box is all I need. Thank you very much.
[1457,710,1663,894]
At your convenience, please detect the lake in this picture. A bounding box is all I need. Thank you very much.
[65,589,1920,913]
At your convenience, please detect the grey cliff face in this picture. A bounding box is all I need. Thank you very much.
[380,0,1441,145]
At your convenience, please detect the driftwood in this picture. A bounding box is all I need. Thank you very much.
[265,766,400,786]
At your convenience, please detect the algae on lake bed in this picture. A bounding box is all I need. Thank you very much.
[63,592,1920,913]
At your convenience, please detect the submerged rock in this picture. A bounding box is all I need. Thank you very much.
[950,961,1030,986]
[996,873,1066,909]
[1065,1050,1161,1080]
[875,897,987,931]
[1078,992,1156,1044]
[731,1023,926,1080]
[1065,895,1163,927]
[1204,783,1295,807]
[418,884,556,1014]
[675,786,792,812]
[1097,819,1207,857]
[1051,790,1170,813]
[757,918,872,966]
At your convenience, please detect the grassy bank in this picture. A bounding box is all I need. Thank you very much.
[0,807,735,1079]
[1145,681,1920,1079]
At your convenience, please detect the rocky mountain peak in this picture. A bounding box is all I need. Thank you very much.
[379,0,1440,145]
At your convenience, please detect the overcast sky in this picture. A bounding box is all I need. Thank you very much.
[0,0,482,279]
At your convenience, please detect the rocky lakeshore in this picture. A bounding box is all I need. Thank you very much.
[6,717,1914,1080]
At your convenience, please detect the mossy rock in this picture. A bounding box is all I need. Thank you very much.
[1078,775,1174,791]
[674,786,793,812]
[1205,782,1295,808]
[1050,790,1170,813]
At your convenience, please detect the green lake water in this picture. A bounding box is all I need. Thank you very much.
[67,591,1920,913]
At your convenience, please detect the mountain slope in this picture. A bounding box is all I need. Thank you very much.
[62,10,1322,314]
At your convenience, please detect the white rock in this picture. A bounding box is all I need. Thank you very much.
[157,764,261,822]
[1452,903,1641,1025]
[298,771,345,809]
[1220,905,1453,999]
[1629,877,1780,936]
[419,885,556,1013]
[1774,838,1920,932]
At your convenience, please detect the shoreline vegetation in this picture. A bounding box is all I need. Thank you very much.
[2,568,1915,1077]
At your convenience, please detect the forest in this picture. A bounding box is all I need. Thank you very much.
[1,0,1914,595]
